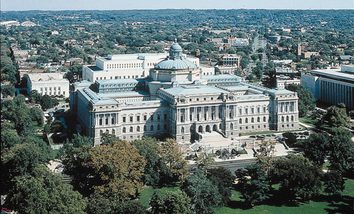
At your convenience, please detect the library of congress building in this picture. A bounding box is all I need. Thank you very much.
[70,42,299,146]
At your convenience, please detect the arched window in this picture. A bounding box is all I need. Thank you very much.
[130,126,133,132]
[239,118,242,124]
[257,117,260,122]
[122,127,126,133]
[251,118,254,123]
[181,127,185,134]
[245,118,248,123]
[291,115,294,121]
[230,123,234,130]
[286,116,289,122]
[263,116,266,122]
[281,116,284,122]
[137,126,140,132]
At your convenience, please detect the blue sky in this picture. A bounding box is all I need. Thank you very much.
[1,0,353,11]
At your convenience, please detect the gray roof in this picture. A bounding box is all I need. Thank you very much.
[161,85,228,97]
[155,58,197,70]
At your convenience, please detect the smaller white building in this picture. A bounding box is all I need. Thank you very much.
[276,78,301,89]
[25,73,69,97]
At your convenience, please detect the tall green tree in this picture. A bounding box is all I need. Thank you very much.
[150,190,192,214]
[235,164,271,207]
[5,166,87,214]
[302,133,330,166]
[271,155,322,201]
[207,167,235,204]
[320,104,350,128]
[182,170,221,213]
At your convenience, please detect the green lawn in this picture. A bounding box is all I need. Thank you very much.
[138,179,354,213]
[214,179,354,214]
[138,186,179,208]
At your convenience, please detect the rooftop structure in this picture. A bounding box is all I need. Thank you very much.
[25,72,69,97]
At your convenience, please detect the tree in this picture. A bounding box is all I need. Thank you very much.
[29,107,44,126]
[1,125,21,149]
[182,170,221,213]
[195,152,215,172]
[150,190,192,214]
[297,86,316,117]
[321,104,350,128]
[132,137,163,186]
[40,94,59,110]
[263,62,276,88]
[327,128,354,173]
[323,171,345,196]
[235,164,271,207]
[88,141,146,198]
[207,167,235,204]
[5,166,86,214]
[0,84,15,97]
[282,132,297,147]
[270,155,322,201]
[301,133,330,166]
[159,139,188,185]
[87,192,146,214]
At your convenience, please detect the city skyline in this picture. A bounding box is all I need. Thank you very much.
[1,0,353,11]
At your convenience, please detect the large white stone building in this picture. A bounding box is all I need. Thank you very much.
[82,52,199,82]
[71,43,299,145]
[25,73,70,97]
[301,65,354,110]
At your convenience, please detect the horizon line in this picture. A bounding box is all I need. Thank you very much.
[1,8,354,12]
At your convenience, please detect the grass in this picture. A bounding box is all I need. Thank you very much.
[138,186,179,208]
[214,179,354,214]
[138,179,354,213]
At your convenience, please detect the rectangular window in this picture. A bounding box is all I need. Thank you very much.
[123,117,126,123]
[130,116,133,122]
[137,116,140,122]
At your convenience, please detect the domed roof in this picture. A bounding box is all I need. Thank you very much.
[170,43,183,52]
[155,58,197,70]
[155,42,197,70]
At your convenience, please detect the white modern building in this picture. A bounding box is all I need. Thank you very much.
[25,73,70,97]
[82,52,199,82]
[301,65,354,110]
[71,43,299,146]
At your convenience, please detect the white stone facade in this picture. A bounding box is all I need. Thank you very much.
[72,43,299,145]
[25,73,69,97]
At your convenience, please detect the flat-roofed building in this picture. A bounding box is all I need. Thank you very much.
[301,65,354,110]
[25,73,69,97]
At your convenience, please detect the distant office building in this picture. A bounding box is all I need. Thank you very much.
[301,65,354,110]
[25,73,69,97]
[215,54,241,75]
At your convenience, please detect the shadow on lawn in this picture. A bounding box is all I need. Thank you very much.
[227,189,354,212]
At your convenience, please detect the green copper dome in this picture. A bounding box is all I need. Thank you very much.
[155,42,197,70]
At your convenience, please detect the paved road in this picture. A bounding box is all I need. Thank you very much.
[211,158,257,172]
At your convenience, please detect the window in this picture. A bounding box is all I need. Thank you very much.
[150,115,154,121]
[245,118,248,123]
[251,118,254,123]
[157,124,160,130]
[239,118,242,124]
[181,127,184,134]
[130,127,133,132]
[105,117,108,125]
[123,117,126,123]
[263,116,266,122]
[157,114,160,121]
[137,126,140,132]
[144,115,147,121]
[137,116,140,122]
[123,127,126,133]
[257,117,260,122]
[130,116,133,122]
[150,125,154,131]
[111,117,115,124]
[99,118,102,126]
[144,125,147,131]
